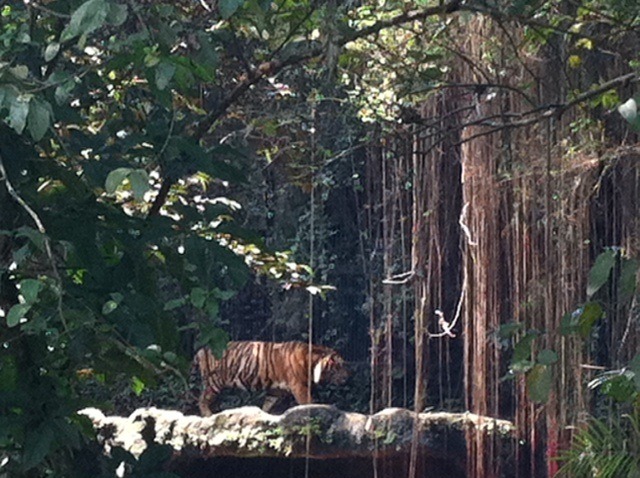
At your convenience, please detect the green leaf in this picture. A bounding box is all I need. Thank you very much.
[618,98,640,131]
[0,355,18,392]
[629,354,640,390]
[200,326,229,358]
[131,376,145,396]
[211,288,236,300]
[587,249,616,298]
[163,297,186,311]
[205,297,219,319]
[27,98,52,141]
[498,321,524,339]
[7,303,31,327]
[22,425,54,470]
[219,0,246,19]
[61,0,109,42]
[618,258,638,304]
[44,42,60,62]
[106,1,127,26]
[578,302,603,337]
[102,300,119,315]
[526,364,552,403]
[128,169,150,199]
[163,351,177,363]
[537,349,558,366]
[510,360,534,373]
[19,279,42,304]
[512,330,539,362]
[105,167,132,194]
[16,226,46,251]
[560,310,579,335]
[155,61,176,91]
[9,65,29,80]
[0,85,18,113]
[8,95,31,134]
[54,79,76,105]
[601,375,636,402]
[190,287,207,308]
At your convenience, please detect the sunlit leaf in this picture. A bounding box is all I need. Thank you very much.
[44,42,60,62]
[8,94,31,134]
[568,55,582,69]
[19,279,43,304]
[9,65,29,80]
[128,169,150,199]
[105,167,132,194]
[131,376,145,396]
[102,300,119,315]
[575,38,593,50]
[155,61,176,91]
[618,97,640,130]
[6,303,30,327]
[618,98,637,122]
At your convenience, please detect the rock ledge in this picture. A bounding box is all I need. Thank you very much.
[80,405,514,461]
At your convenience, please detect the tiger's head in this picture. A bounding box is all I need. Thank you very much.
[313,350,349,386]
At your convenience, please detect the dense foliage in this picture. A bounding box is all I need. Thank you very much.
[0,0,639,475]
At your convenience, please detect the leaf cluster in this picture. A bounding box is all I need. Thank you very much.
[500,249,638,404]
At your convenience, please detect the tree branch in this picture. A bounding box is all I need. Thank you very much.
[191,0,466,141]
[342,0,464,43]
[0,153,67,331]
[150,1,628,216]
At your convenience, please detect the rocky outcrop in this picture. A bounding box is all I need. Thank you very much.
[80,405,515,478]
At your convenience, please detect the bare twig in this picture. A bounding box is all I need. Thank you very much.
[459,202,477,247]
[383,270,415,285]
[27,1,71,19]
[0,153,67,331]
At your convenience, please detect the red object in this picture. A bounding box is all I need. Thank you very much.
[547,438,559,476]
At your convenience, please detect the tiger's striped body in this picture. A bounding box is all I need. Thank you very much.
[194,341,348,416]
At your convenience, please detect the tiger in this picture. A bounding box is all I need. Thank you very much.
[194,341,349,416]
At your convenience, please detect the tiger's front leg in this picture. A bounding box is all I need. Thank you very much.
[199,386,217,416]
[289,382,312,406]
